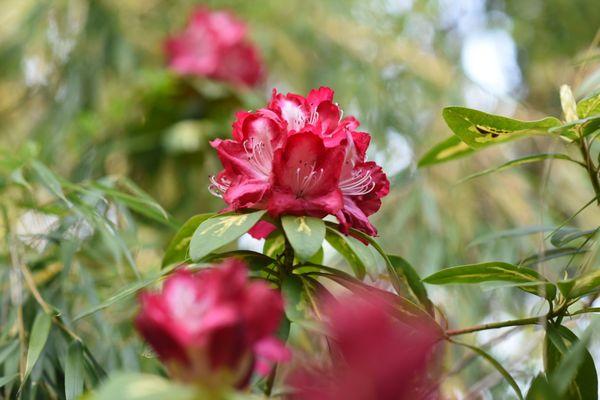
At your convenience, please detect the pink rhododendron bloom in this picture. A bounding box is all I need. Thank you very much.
[290,292,443,400]
[135,260,289,387]
[165,7,264,87]
[209,87,390,236]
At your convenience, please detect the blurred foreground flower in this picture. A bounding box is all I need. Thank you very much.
[165,7,264,87]
[290,292,443,400]
[210,87,390,236]
[135,260,289,388]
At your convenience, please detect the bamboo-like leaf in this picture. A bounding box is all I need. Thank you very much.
[423,262,556,299]
[0,374,18,389]
[557,269,600,299]
[65,341,84,400]
[443,107,561,149]
[24,312,52,382]
[388,255,432,313]
[454,341,523,400]
[189,211,266,261]
[551,228,598,248]
[418,135,474,167]
[281,216,325,261]
[519,247,587,267]
[162,213,214,267]
[468,225,555,247]
[458,153,581,183]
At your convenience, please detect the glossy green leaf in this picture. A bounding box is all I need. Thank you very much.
[418,135,474,167]
[325,228,366,279]
[423,262,556,299]
[162,213,214,267]
[281,274,305,322]
[526,375,554,400]
[281,216,325,261]
[557,269,600,299]
[200,250,276,272]
[24,312,52,382]
[454,341,523,400]
[189,210,266,261]
[544,324,597,400]
[263,231,286,258]
[388,255,432,312]
[443,107,561,149]
[458,153,580,183]
[65,341,85,400]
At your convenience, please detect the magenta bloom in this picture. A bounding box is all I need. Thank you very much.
[209,87,390,235]
[165,7,264,87]
[290,293,443,400]
[135,260,289,387]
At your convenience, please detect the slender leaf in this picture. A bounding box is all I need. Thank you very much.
[0,341,18,365]
[65,341,84,400]
[189,210,266,261]
[281,274,305,322]
[388,255,432,313]
[468,225,555,247]
[557,269,600,299]
[551,228,598,248]
[423,262,556,299]
[93,373,196,400]
[418,135,474,167]
[281,216,325,261]
[443,107,561,149]
[458,153,580,183]
[162,213,214,267]
[24,312,52,382]
[454,341,523,400]
[325,228,367,279]
[519,247,587,267]
[526,375,554,400]
[0,374,18,389]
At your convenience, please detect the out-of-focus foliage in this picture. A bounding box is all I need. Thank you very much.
[1,0,599,399]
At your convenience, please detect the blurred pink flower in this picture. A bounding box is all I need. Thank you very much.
[165,7,264,87]
[209,87,389,236]
[290,292,443,400]
[135,259,289,387]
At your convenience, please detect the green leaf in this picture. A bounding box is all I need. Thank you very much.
[458,153,580,183]
[468,225,555,247]
[557,269,600,299]
[65,341,85,400]
[0,341,18,365]
[520,247,587,267]
[325,228,367,279]
[73,269,173,321]
[189,211,266,261]
[423,262,556,299]
[24,312,52,382]
[200,250,276,272]
[281,216,325,261]
[92,373,196,400]
[442,107,561,149]
[281,274,305,322]
[454,341,523,400]
[0,374,18,389]
[544,324,597,400]
[263,231,285,258]
[388,255,432,313]
[577,92,600,118]
[526,375,554,400]
[162,213,214,267]
[418,135,474,167]
[30,160,71,206]
[551,228,598,248]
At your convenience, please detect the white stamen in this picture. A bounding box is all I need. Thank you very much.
[208,175,231,198]
[243,138,272,177]
[293,161,325,197]
[339,169,375,196]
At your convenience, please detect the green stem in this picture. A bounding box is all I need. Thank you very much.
[578,130,600,204]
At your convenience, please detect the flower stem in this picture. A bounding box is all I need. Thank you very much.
[445,316,545,337]
[578,130,600,205]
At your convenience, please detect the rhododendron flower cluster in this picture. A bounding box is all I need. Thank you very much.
[165,7,264,87]
[210,87,390,236]
[290,292,443,400]
[135,260,289,387]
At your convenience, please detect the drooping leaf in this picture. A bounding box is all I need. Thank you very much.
[388,255,432,313]
[454,341,523,400]
[442,107,561,149]
[325,228,367,279]
[162,213,214,267]
[189,210,266,261]
[458,153,581,183]
[557,269,600,299]
[519,247,587,267]
[418,135,474,167]
[423,262,556,299]
[65,341,85,400]
[23,312,52,382]
[551,228,598,248]
[544,324,597,400]
[281,216,325,261]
